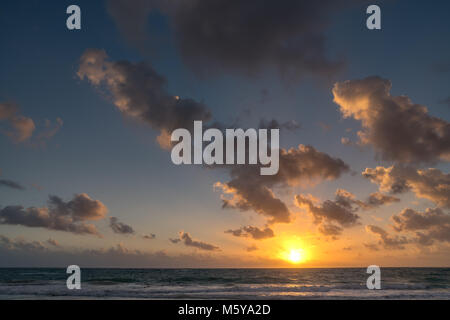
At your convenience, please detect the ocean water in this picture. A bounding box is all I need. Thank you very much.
[0,268,449,299]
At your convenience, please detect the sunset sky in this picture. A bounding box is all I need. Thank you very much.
[0,0,449,267]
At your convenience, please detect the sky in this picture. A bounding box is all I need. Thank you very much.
[0,0,449,268]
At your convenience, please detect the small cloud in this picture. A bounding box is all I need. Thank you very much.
[225,226,275,240]
[0,179,25,191]
[109,217,135,235]
[46,238,60,247]
[143,233,156,240]
[171,231,220,251]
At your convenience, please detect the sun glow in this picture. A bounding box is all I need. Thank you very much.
[288,249,303,263]
[279,238,309,264]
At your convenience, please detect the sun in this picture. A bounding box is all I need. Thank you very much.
[287,249,305,264]
[277,237,310,265]
[288,249,303,263]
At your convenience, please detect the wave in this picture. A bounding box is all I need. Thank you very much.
[1,282,449,300]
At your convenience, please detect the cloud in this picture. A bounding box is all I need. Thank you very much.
[333,188,399,211]
[365,225,409,250]
[296,190,361,235]
[0,194,107,236]
[225,226,274,240]
[0,102,18,120]
[7,115,35,142]
[392,208,450,246]
[215,144,349,224]
[361,192,400,209]
[107,0,350,79]
[258,118,300,131]
[77,49,212,148]
[0,102,35,143]
[35,118,63,146]
[295,188,398,237]
[109,217,135,235]
[171,231,220,251]
[364,243,380,251]
[246,245,258,252]
[0,102,62,145]
[0,235,46,252]
[332,76,450,163]
[363,165,450,208]
[0,236,281,268]
[46,238,60,247]
[77,51,349,226]
[0,179,25,190]
[318,224,343,237]
[143,233,156,240]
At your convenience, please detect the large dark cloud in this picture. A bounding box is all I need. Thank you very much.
[171,231,220,251]
[333,76,450,164]
[106,0,356,79]
[295,188,399,237]
[77,49,212,148]
[225,226,274,240]
[365,225,409,250]
[0,194,107,236]
[363,165,450,208]
[392,208,450,246]
[296,190,361,236]
[215,145,350,223]
[109,217,135,235]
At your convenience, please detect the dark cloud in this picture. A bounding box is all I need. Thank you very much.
[364,243,380,251]
[107,0,352,79]
[172,231,220,251]
[0,179,25,190]
[0,194,107,236]
[363,166,450,208]
[365,225,409,250]
[296,191,361,234]
[295,189,398,237]
[225,226,274,240]
[246,245,258,252]
[77,49,212,148]
[333,76,450,164]
[362,192,400,209]
[143,234,156,240]
[318,224,343,237]
[216,145,350,224]
[109,217,135,235]
[392,208,450,246]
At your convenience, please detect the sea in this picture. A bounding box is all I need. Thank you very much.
[0,268,449,299]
